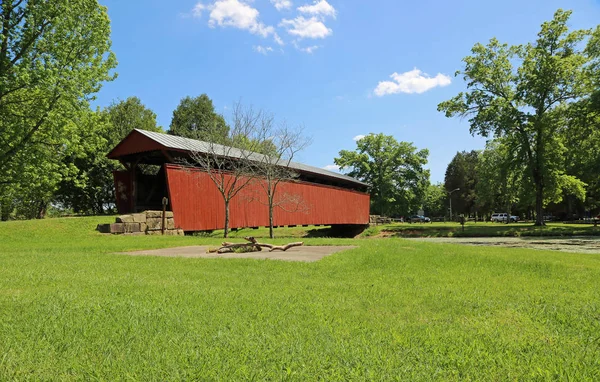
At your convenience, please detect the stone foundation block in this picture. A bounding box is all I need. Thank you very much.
[116,215,134,223]
[146,218,162,230]
[132,213,146,223]
[146,210,174,219]
[124,222,141,233]
[109,223,125,234]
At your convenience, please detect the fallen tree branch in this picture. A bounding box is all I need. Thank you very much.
[207,236,304,254]
[267,242,304,252]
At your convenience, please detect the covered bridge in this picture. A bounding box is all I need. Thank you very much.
[107,129,370,232]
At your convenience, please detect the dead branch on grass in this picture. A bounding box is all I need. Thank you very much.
[208,236,304,253]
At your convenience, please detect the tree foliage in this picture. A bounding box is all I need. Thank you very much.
[476,139,525,217]
[103,97,162,144]
[423,183,447,217]
[55,98,162,215]
[334,134,429,217]
[438,9,592,225]
[444,150,479,216]
[168,94,229,143]
[0,0,116,218]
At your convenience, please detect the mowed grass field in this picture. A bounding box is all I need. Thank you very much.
[1,217,600,380]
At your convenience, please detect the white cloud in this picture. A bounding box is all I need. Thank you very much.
[280,16,332,39]
[293,41,320,53]
[194,0,275,38]
[192,3,206,17]
[301,45,319,53]
[274,33,284,46]
[323,164,340,172]
[298,0,336,19]
[353,135,365,141]
[253,45,274,55]
[374,68,452,96]
[271,0,292,11]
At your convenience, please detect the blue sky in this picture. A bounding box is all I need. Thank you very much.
[95,0,600,183]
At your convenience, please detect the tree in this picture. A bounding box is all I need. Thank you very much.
[0,0,116,217]
[423,183,447,217]
[55,98,162,215]
[168,94,229,143]
[559,25,600,215]
[252,121,311,239]
[438,10,592,225]
[103,97,162,143]
[334,134,430,217]
[0,0,116,186]
[185,103,270,238]
[476,139,526,221]
[444,150,480,217]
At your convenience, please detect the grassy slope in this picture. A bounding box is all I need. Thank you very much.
[1,217,599,380]
[368,221,600,238]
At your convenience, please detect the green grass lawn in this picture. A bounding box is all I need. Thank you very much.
[369,221,600,238]
[1,217,600,380]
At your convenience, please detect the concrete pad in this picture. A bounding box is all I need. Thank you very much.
[118,245,357,262]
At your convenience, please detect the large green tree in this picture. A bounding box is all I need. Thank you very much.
[168,94,229,143]
[55,98,162,215]
[423,183,447,217]
[444,150,479,217]
[476,139,527,219]
[559,25,600,215]
[438,10,592,225]
[0,0,117,217]
[334,133,429,217]
[103,97,162,144]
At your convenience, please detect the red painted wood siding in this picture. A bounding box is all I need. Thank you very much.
[165,165,370,231]
[107,130,164,159]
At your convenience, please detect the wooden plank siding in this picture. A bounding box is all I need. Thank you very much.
[164,164,370,231]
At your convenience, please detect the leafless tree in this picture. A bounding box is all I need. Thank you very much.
[184,102,269,238]
[183,102,310,238]
[250,121,311,239]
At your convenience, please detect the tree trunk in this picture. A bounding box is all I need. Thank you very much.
[1,201,10,221]
[37,200,47,219]
[533,123,546,226]
[224,200,230,238]
[534,181,545,226]
[269,204,274,239]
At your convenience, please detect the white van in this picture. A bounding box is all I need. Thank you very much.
[490,213,518,223]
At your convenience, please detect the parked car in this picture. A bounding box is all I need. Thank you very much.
[490,213,518,223]
[409,215,431,223]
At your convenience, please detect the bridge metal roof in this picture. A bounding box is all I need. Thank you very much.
[110,129,368,188]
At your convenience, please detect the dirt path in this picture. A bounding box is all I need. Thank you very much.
[118,245,357,262]
[407,237,600,254]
